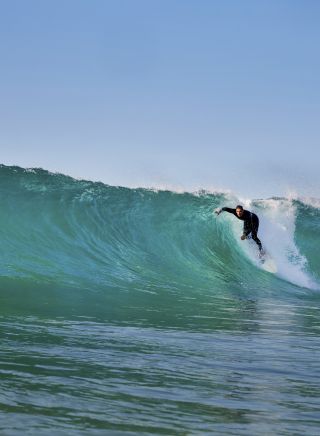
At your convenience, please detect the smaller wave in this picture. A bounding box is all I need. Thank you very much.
[295,195,320,210]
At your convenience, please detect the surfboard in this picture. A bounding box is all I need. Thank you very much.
[259,251,277,273]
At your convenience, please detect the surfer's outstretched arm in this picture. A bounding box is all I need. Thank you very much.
[215,207,237,216]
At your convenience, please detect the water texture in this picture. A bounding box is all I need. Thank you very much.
[0,165,319,435]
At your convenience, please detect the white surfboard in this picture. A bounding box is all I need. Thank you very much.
[259,251,277,273]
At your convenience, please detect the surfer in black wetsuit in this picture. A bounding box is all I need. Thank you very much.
[215,205,263,253]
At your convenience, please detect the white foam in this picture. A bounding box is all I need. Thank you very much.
[231,198,318,290]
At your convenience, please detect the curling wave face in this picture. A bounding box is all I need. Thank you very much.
[0,165,319,323]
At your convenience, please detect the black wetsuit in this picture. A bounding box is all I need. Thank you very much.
[221,207,262,251]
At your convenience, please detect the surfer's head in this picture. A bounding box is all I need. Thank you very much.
[236,205,244,217]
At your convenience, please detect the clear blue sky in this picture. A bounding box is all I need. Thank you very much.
[1,0,319,198]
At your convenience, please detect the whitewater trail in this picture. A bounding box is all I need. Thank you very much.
[226,198,318,290]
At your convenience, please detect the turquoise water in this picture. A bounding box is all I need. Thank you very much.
[1,165,320,434]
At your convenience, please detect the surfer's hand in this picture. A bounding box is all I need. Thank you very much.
[241,234,246,240]
[215,208,222,215]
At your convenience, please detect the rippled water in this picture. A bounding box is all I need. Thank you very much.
[1,165,320,434]
[2,294,320,435]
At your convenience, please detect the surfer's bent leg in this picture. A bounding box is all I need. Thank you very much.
[251,217,262,251]
[251,230,262,251]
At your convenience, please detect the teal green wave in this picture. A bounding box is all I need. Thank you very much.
[0,164,319,321]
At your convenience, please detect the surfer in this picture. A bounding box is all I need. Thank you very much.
[215,205,263,253]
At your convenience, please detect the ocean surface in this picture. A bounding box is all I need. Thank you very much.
[0,164,319,435]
